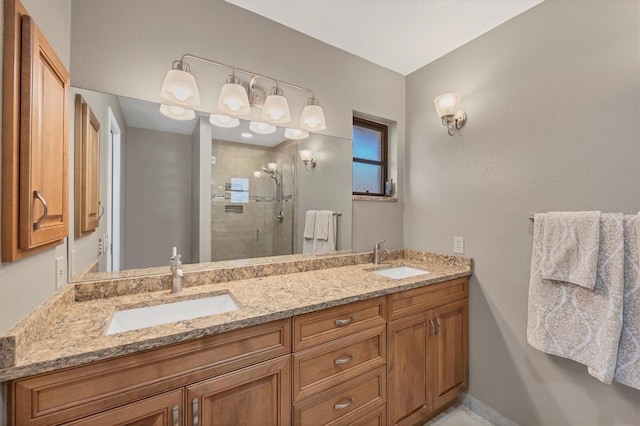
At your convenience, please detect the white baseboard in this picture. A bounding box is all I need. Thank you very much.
[461,393,520,426]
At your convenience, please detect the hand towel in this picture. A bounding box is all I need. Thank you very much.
[313,211,337,254]
[527,213,625,384]
[302,210,317,254]
[614,215,640,390]
[541,211,601,289]
[314,210,332,241]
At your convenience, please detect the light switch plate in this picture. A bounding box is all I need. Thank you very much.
[453,236,465,254]
[55,256,65,289]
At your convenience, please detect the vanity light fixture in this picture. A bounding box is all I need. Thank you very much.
[262,84,291,124]
[160,54,326,129]
[284,128,309,140]
[209,113,240,128]
[160,61,201,107]
[299,149,317,170]
[159,104,196,121]
[434,93,467,136]
[249,121,277,134]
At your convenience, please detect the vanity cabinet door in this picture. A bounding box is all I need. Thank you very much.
[186,355,291,426]
[431,299,468,411]
[64,389,184,426]
[18,14,69,249]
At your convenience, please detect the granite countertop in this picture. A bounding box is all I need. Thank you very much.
[0,250,471,382]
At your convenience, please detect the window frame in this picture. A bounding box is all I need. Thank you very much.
[352,116,388,196]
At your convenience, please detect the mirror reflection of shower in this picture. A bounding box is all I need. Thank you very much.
[261,163,284,223]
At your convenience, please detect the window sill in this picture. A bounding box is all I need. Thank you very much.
[352,194,398,202]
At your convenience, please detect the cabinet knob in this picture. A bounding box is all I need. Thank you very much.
[334,397,354,410]
[334,316,353,326]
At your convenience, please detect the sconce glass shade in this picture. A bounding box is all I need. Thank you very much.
[160,69,201,107]
[299,149,313,162]
[300,97,326,131]
[433,93,461,118]
[267,162,278,172]
[209,113,240,128]
[249,121,277,134]
[262,87,291,124]
[217,76,251,115]
[284,128,309,140]
[159,104,196,121]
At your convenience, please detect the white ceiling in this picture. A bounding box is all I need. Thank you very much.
[227,0,543,75]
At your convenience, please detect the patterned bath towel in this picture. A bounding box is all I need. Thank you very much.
[527,213,625,384]
[614,215,640,389]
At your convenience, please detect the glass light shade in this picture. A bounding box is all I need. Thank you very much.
[217,83,251,115]
[249,121,277,134]
[299,149,313,162]
[262,94,291,124]
[267,162,278,172]
[160,69,201,107]
[284,128,309,140]
[300,105,326,131]
[434,93,461,118]
[159,104,196,121]
[209,113,240,128]
[241,132,253,138]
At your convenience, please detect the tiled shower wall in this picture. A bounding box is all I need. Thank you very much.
[211,140,295,261]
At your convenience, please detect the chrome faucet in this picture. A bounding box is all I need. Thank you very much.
[169,247,183,293]
[373,240,390,265]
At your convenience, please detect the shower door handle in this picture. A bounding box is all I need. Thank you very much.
[256,228,262,246]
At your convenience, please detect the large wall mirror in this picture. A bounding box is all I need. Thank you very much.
[69,87,352,282]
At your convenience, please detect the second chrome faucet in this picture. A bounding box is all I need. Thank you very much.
[373,240,391,265]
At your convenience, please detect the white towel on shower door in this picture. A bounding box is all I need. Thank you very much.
[527,213,625,384]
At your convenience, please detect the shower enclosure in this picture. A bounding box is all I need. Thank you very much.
[210,140,295,261]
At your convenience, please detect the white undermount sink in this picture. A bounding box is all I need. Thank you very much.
[106,293,239,335]
[370,266,431,280]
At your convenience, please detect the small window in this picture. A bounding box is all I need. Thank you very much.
[352,117,388,196]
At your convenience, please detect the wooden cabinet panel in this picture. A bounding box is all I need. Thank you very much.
[74,94,100,235]
[387,313,432,426]
[186,355,291,426]
[388,278,467,321]
[293,366,386,426]
[293,325,386,401]
[65,389,183,426]
[18,14,69,249]
[11,319,290,425]
[432,299,468,410]
[293,297,386,351]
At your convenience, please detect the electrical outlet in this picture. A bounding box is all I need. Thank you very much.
[70,249,77,278]
[55,257,65,289]
[453,236,465,254]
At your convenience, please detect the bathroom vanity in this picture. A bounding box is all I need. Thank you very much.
[1,250,470,425]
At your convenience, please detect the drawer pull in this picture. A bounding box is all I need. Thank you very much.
[435,317,441,336]
[192,398,199,426]
[334,316,353,326]
[334,397,354,410]
[428,318,435,338]
[33,190,48,230]
[172,405,179,426]
[334,354,353,365]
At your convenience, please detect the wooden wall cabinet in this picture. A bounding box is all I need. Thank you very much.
[74,95,101,236]
[2,0,70,261]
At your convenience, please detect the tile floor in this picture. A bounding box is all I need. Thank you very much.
[425,404,495,426]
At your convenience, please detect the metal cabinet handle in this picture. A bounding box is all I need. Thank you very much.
[172,405,179,426]
[192,398,199,426]
[98,200,105,219]
[334,354,353,365]
[256,228,262,246]
[334,397,354,410]
[435,317,441,336]
[428,318,435,338]
[334,316,353,326]
[33,190,48,230]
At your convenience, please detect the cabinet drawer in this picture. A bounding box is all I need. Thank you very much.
[293,325,386,401]
[293,297,386,351]
[388,277,468,321]
[293,366,386,426]
[11,319,290,425]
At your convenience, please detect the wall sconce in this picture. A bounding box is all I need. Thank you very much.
[159,104,195,121]
[160,54,327,130]
[434,93,467,136]
[299,149,317,171]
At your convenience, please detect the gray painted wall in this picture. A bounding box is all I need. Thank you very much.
[404,1,640,425]
[125,127,193,268]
